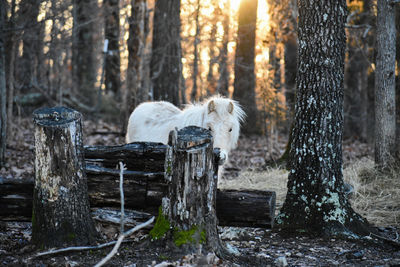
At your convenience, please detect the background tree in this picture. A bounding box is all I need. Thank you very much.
[233,0,260,134]
[150,0,182,106]
[277,0,372,236]
[343,0,372,142]
[190,0,201,101]
[216,0,230,97]
[5,0,15,137]
[72,0,97,106]
[375,0,397,167]
[104,0,121,97]
[396,4,400,156]
[18,0,41,92]
[0,0,7,167]
[123,0,149,130]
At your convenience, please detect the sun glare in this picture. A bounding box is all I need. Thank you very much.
[231,0,241,12]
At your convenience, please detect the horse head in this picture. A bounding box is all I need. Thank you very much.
[204,97,245,164]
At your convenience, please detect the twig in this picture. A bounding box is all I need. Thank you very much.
[94,161,154,267]
[93,216,154,267]
[119,162,126,233]
[31,216,154,260]
[33,239,130,258]
[369,232,400,248]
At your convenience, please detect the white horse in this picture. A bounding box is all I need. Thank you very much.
[126,96,245,165]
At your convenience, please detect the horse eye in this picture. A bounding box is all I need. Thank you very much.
[229,128,232,132]
[208,127,212,131]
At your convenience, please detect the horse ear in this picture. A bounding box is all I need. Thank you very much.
[208,100,216,114]
[228,102,234,114]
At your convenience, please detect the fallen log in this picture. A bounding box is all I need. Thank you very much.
[0,175,276,228]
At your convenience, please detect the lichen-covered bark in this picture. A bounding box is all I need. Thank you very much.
[32,107,97,248]
[161,126,225,254]
[375,0,397,167]
[277,0,372,236]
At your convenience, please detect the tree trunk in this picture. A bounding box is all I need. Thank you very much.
[216,0,230,97]
[396,4,400,157]
[233,0,260,134]
[156,126,226,255]
[5,0,15,138]
[124,0,148,130]
[104,0,121,97]
[18,0,41,92]
[277,0,373,236]
[32,107,98,248]
[284,35,297,121]
[206,16,218,96]
[0,0,7,167]
[375,0,397,167]
[150,0,182,106]
[190,0,201,102]
[72,0,96,105]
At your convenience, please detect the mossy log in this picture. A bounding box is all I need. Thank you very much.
[32,107,98,248]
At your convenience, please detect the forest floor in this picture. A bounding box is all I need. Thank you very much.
[1,118,400,266]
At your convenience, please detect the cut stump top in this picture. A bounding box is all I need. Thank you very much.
[33,106,81,127]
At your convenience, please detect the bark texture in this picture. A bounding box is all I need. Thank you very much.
[72,0,96,104]
[161,126,224,254]
[0,1,6,167]
[18,0,41,91]
[217,0,230,97]
[124,0,149,129]
[277,0,372,236]
[233,0,260,134]
[104,0,121,96]
[375,0,397,166]
[150,0,182,106]
[32,107,97,248]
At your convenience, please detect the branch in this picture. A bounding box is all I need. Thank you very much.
[369,232,400,248]
[119,162,126,233]
[93,216,155,267]
[30,217,155,260]
[94,161,154,267]
[390,0,400,5]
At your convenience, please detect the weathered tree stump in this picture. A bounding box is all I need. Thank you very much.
[32,107,97,248]
[151,126,225,255]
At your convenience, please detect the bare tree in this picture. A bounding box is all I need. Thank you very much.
[375,0,397,167]
[206,20,218,96]
[123,0,149,130]
[277,0,373,236]
[396,4,400,156]
[150,0,182,106]
[18,0,41,91]
[72,0,97,105]
[190,0,201,101]
[5,0,16,137]
[233,0,260,134]
[216,0,230,97]
[0,0,7,167]
[104,0,121,97]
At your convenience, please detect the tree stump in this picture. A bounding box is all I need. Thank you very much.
[32,107,97,248]
[151,126,225,254]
